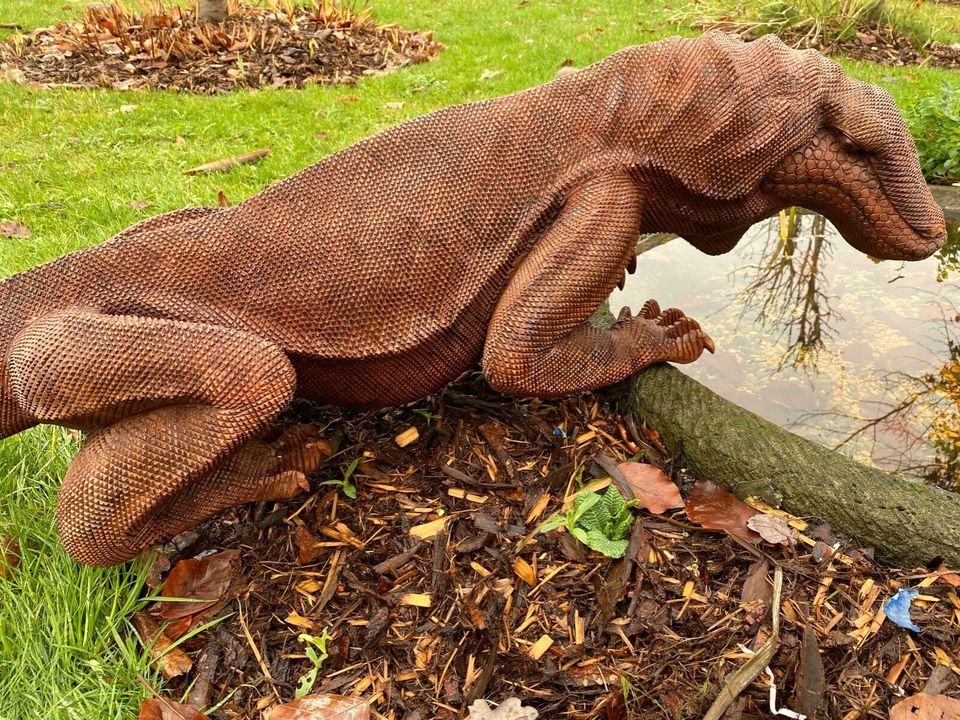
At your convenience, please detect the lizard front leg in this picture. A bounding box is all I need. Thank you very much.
[482,171,714,398]
[8,309,327,565]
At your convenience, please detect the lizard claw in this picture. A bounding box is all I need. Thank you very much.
[639,299,661,319]
[657,307,686,327]
[703,333,716,354]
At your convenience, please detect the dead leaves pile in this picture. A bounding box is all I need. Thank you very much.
[0,0,442,93]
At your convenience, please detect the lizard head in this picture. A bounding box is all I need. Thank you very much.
[760,81,946,260]
[622,33,945,261]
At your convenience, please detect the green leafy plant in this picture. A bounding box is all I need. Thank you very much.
[295,628,334,698]
[905,82,960,185]
[541,485,638,558]
[319,457,359,499]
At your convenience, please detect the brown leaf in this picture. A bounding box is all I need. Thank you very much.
[936,566,960,588]
[795,624,825,719]
[156,549,239,621]
[139,697,208,720]
[685,481,761,544]
[132,612,193,679]
[615,462,684,513]
[129,199,154,211]
[746,514,798,546]
[264,694,370,720]
[296,525,323,564]
[740,559,772,605]
[889,693,960,720]
[0,219,31,238]
[0,536,20,579]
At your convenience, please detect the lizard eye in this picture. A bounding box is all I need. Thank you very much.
[835,128,866,155]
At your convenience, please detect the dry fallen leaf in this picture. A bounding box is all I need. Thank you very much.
[936,566,960,588]
[296,525,324,565]
[139,697,208,719]
[616,462,684,513]
[0,219,31,238]
[264,694,370,720]
[129,199,153,211]
[132,612,193,679]
[156,549,239,622]
[685,481,762,544]
[0,536,20,579]
[746,513,798,546]
[796,624,826,719]
[740,558,772,605]
[889,693,960,720]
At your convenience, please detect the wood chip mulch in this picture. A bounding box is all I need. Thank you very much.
[0,0,442,93]
[147,378,960,719]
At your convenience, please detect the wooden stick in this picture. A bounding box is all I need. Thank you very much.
[183,147,269,175]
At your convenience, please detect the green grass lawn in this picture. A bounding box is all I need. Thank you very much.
[1,0,959,717]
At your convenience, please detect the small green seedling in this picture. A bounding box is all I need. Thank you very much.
[541,484,638,558]
[319,457,359,499]
[412,407,441,424]
[295,628,334,698]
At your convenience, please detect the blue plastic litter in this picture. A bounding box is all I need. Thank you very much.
[883,588,921,632]
[552,427,567,438]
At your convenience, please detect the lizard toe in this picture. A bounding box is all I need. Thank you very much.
[639,299,661,320]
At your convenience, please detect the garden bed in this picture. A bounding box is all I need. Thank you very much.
[0,0,441,93]
[140,378,960,719]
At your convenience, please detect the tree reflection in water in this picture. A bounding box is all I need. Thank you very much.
[831,327,960,491]
[734,208,838,371]
[729,208,959,489]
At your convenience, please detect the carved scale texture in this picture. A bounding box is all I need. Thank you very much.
[0,32,944,564]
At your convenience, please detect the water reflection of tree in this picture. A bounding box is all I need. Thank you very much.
[735,209,839,371]
[833,318,960,491]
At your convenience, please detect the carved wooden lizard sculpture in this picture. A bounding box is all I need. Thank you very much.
[0,32,946,565]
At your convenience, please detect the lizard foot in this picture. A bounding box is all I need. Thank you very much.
[268,423,334,476]
[618,298,716,365]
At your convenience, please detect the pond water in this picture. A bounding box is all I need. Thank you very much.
[611,209,959,487]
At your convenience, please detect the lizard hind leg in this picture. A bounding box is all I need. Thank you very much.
[8,308,303,566]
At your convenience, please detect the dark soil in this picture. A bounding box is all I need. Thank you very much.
[146,378,960,719]
[0,1,441,93]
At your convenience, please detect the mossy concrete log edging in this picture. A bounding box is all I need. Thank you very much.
[626,363,960,568]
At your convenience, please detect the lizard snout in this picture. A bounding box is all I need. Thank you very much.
[761,129,946,261]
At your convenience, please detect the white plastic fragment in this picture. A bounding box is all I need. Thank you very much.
[735,644,807,720]
[466,697,539,720]
[765,666,806,719]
